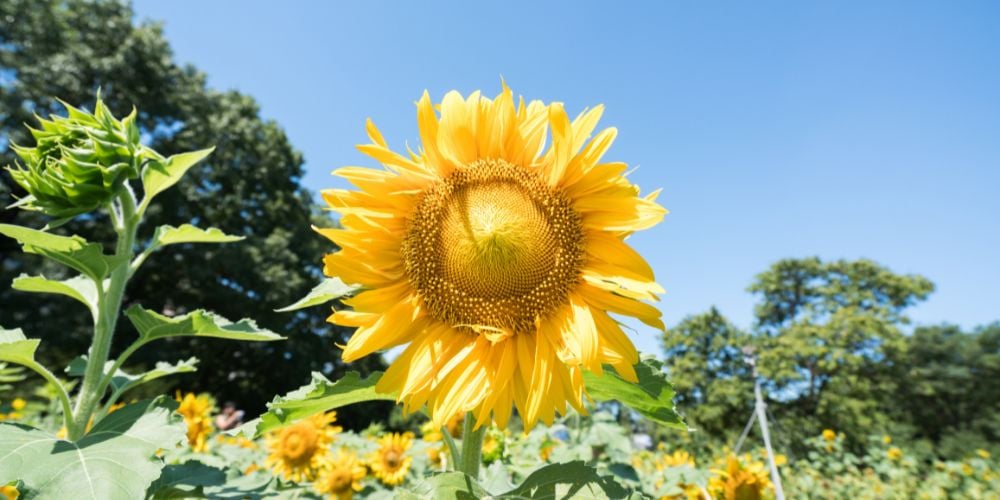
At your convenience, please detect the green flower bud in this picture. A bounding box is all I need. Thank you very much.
[6,95,144,218]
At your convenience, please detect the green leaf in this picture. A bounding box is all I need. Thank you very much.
[405,472,488,500]
[141,147,214,203]
[147,460,225,499]
[110,357,199,397]
[125,305,284,343]
[67,355,200,401]
[500,461,632,499]
[0,224,123,281]
[12,273,99,317]
[249,371,395,437]
[153,224,244,247]
[584,358,686,429]
[0,326,39,368]
[275,277,359,312]
[0,397,186,499]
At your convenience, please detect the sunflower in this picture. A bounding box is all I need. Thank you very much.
[265,411,342,482]
[369,432,413,486]
[654,450,701,500]
[175,392,215,452]
[319,82,666,430]
[708,455,772,500]
[314,449,367,500]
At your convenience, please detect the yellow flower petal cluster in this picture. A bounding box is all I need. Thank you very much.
[654,450,701,500]
[314,449,367,500]
[265,411,342,482]
[821,429,836,442]
[175,392,215,452]
[369,432,413,486]
[320,82,666,430]
[0,484,18,500]
[708,455,772,500]
[887,447,903,461]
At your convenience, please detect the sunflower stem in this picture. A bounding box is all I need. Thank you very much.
[68,191,138,440]
[458,413,487,478]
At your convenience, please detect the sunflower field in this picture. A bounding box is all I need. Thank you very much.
[3,1,1000,499]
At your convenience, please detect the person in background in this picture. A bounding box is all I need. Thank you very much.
[215,401,244,431]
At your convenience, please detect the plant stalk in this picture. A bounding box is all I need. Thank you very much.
[68,191,139,440]
[458,412,487,479]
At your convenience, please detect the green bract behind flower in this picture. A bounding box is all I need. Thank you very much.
[6,95,146,219]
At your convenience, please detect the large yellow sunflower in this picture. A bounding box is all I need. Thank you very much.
[369,432,414,486]
[314,449,367,500]
[265,411,342,482]
[319,82,666,429]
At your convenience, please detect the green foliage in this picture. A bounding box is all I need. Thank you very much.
[751,258,933,442]
[0,224,124,281]
[276,277,359,312]
[138,148,214,209]
[0,397,186,499]
[661,307,753,443]
[151,223,244,247]
[245,371,396,438]
[886,323,1000,459]
[11,273,98,317]
[0,326,39,368]
[584,358,686,430]
[125,305,284,343]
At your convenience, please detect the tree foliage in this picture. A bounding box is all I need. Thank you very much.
[658,257,1000,458]
[0,0,384,420]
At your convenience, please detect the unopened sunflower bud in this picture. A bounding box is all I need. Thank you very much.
[6,95,143,218]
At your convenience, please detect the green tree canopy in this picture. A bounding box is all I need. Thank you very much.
[661,307,753,442]
[663,257,937,453]
[887,323,1000,459]
[0,0,385,422]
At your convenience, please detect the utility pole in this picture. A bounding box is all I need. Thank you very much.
[740,346,786,500]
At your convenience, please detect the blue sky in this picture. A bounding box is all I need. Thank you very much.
[134,1,1000,356]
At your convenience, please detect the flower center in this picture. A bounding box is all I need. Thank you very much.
[329,470,353,491]
[384,450,402,469]
[281,425,317,462]
[403,158,584,335]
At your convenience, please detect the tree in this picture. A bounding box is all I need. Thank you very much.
[887,323,1000,459]
[661,308,754,450]
[749,257,934,442]
[0,0,385,421]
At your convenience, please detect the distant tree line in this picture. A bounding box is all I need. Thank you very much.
[660,257,999,460]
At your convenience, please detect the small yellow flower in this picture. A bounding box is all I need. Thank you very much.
[887,447,903,461]
[1,484,18,500]
[175,392,215,452]
[882,435,892,445]
[773,453,787,467]
[11,399,25,411]
[314,450,367,500]
[962,462,974,476]
[426,444,448,469]
[708,455,771,500]
[656,450,695,470]
[243,463,260,475]
[540,443,555,462]
[265,411,342,482]
[369,432,413,486]
[976,449,990,459]
[821,429,836,442]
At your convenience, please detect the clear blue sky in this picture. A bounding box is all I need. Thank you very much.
[134,1,1000,356]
